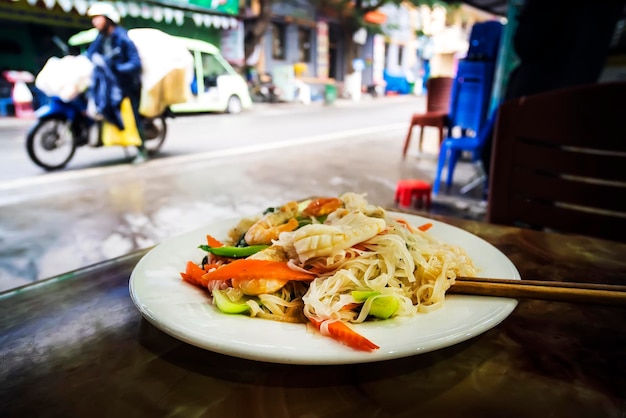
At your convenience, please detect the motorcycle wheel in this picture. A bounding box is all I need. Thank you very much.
[26,117,77,171]
[143,116,167,156]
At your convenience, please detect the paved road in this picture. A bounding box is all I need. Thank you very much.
[0,95,425,185]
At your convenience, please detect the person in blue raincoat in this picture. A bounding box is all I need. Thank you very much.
[86,2,147,163]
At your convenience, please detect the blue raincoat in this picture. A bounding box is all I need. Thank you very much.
[87,26,142,130]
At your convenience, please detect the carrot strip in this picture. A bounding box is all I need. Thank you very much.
[202,259,316,282]
[310,318,379,352]
[396,219,432,232]
[203,262,220,272]
[340,303,361,311]
[180,272,197,286]
[206,234,224,248]
[418,222,433,231]
[186,261,206,279]
[395,218,415,233]
[184,261,207,287]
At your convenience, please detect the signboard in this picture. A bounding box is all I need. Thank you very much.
[316,21,329,79]
[372,34,386,85]
[221,24,244,66]
[272,64,296,102]
[168,0,239,15]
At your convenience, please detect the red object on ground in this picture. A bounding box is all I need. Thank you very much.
[395,179,432,209]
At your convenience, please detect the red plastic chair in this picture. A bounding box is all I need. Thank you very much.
[402,77,453,158]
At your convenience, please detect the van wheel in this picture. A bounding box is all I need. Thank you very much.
[226,95,242,114]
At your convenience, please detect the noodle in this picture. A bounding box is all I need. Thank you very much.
[193,193,477,335]
[300,212,477,320]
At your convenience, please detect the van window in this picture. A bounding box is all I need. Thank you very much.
[201,52,229,88]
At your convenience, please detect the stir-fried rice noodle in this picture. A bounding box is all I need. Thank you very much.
[246,281,309,323]
[223,193,476,324]
[300,217,477,322]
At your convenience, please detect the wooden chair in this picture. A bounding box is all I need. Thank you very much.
[487,81,626,243]
[402,77,453,158]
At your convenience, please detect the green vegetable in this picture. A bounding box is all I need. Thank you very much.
[296,214,329,229]
[351,290,381,301]
[212,289,251,314]
[351,290,399,319]
[263,207,277,215]
[198,244,269,258]
[369,296,399,319]
[297,199,311,212]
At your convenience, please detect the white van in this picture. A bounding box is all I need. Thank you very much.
[68,28,252,114]
[171,36,251,114]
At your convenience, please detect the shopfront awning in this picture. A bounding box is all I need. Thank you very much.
[16,0,239,28]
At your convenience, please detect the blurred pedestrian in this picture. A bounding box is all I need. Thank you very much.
[86,2,147,163]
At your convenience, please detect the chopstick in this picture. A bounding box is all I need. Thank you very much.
[449,277,626,306]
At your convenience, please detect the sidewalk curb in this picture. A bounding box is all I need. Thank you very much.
[0,94,423,128]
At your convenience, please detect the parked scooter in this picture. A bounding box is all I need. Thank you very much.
[248,73,281,103]
[26,93,167,171]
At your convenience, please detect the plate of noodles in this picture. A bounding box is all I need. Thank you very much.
[130,193,520,365]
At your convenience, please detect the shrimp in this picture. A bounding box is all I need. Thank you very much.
[227,217,258,244]
[302,197,343,217]
[288,211,386,263]
[244,201,299,245]
[232,245,289,295]
[232,277,288,295]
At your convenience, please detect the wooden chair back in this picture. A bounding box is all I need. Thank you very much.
[425,77,453,113]
[487,82,626,243]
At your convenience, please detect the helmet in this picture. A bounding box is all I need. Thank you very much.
[87,2,120,24]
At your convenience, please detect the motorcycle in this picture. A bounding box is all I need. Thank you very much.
[248,73,280,103]
[26,93,168,171]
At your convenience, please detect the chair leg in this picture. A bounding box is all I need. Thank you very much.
[395,187,412,206]
[460,160,487,195]
[433,143,449,194]
[402,123,414,159]
[418,126,424,154]
[446,150,460,189]
[438,125,444,148]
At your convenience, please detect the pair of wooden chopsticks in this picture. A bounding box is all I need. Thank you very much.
[449,277,626,306]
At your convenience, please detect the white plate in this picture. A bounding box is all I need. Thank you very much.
[129,212,520,365]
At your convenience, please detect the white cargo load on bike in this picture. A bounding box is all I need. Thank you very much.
[61,27,193,117]
[127,28,194,118]
[66,28,251,115]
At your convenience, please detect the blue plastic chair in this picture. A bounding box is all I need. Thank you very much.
[433,111,496,194]
[432,60,495,194]
[447,60,494,132]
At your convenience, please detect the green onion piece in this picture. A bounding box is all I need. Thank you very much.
[212,289,251,314]
[351,290,381,301]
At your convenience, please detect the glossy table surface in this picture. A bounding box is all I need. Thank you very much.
[2,214,625,418]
